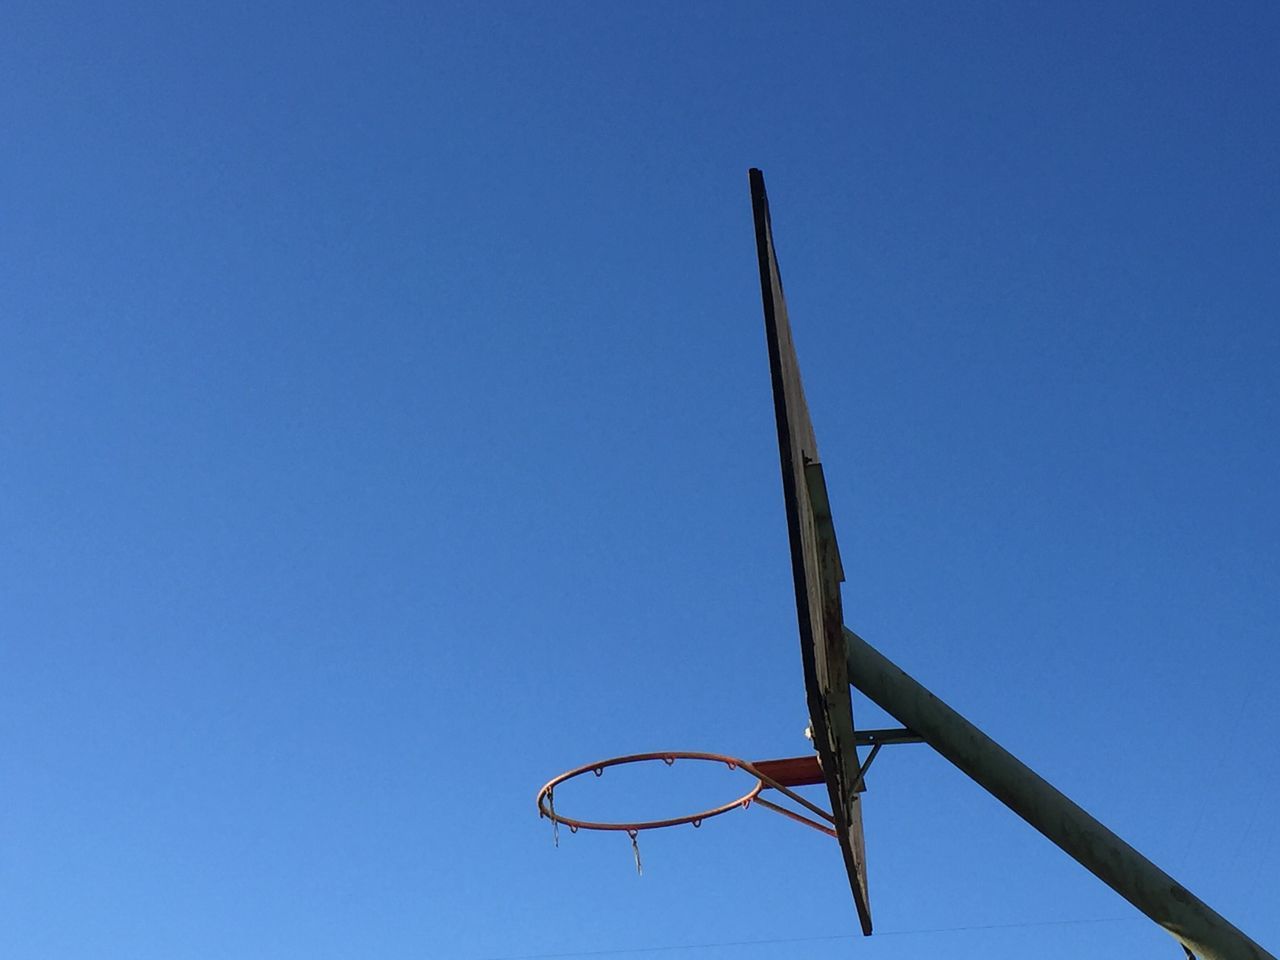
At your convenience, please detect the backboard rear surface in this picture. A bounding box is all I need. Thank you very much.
[749,169,871,935]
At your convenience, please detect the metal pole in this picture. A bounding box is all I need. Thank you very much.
[844,627,1274,960]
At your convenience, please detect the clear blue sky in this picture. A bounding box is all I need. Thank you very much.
[2,3,1277,959]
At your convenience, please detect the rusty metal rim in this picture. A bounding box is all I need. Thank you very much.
[536,751,765,833]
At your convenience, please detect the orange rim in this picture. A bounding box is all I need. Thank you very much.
[536,751,764,833]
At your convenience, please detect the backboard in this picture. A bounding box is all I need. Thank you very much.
[749,169,872,935]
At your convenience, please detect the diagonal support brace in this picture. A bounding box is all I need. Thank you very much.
[843,626,1275,960]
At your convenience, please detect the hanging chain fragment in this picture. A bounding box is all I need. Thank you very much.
[548,788,559,847]
[628,829,642,876]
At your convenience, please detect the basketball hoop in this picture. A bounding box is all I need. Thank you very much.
[536,751,839,842]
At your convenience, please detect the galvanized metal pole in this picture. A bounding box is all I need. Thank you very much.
[844,627,1275,960]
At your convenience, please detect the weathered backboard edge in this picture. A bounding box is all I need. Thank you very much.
[749,168,872,936]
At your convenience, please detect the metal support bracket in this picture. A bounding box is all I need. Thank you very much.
[851,743,882,794]
[844,727,922,793]
[854,727,923,746]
